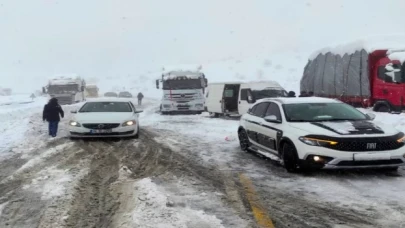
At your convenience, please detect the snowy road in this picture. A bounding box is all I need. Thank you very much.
[0,98,405,227]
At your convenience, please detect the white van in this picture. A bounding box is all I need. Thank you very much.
[205,81,288,116]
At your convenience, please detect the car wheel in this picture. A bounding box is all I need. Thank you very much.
[282,142,300,173]
[209,112,219,117]
[238,129,250,152]
[134,126,140,139]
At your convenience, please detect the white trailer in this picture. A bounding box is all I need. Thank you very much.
[45,74,86,105]
[156,65,208,114]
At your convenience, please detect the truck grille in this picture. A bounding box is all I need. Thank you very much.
[55,96,73,105]
[82,123,120,129]
[309,133,405,152]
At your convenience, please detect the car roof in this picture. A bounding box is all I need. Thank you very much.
[85,97,134,103]
[257,97,342,105]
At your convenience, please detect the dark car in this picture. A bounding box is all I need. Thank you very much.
[118,91,133,98]
[104,92,118,97]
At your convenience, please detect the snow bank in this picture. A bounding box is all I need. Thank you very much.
[309,34,405,60]
[162,64,203,74]
[131,178,225,228]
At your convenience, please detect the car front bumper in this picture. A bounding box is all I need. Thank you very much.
[297,143,405,169]
[69,125,138,138]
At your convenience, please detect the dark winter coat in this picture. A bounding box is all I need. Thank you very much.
[43,98,64,122]
[137,93,144,99]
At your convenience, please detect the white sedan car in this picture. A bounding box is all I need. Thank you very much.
[69,98,142,138]
[238,97,405,172]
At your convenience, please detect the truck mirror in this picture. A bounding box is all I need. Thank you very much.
[204,78,208,87]
[156,80,159,89]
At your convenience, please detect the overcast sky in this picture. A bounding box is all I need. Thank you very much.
[1,0,405,92]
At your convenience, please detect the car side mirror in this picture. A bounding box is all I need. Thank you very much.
[135,110,143,114]
[71,110,77,114]
[264,115,281,123]
[248,108,252,113]
[366,113,376,120]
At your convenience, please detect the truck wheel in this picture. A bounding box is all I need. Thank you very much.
[375,104,390,112]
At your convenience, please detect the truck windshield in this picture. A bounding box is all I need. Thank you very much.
[48,84,79,94]
[162,79,203,90]
[252,89,288,99]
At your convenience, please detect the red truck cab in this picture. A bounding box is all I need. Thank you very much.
[369,50,405,112]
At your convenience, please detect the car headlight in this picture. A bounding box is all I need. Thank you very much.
[69,121,81,127]
[122,120,136,126]
[299,137,337,147]
[397,135,405,143]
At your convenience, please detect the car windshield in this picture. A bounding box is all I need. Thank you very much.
[79,102,132,112]
[282,103,367,122]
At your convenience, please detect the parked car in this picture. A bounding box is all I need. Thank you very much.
[118,91,133,98]
[205,81,288,117]
[238,97,405,172]
[104,92,118,97]
[68,98,143,138]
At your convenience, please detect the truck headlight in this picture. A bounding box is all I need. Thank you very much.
[299,137,337,147]
[122,120,136,126]
[69,121,81,127]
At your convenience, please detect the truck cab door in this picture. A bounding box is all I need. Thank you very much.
[374,61,404,111]
[239,88,255,115]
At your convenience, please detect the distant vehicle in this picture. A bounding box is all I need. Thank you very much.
[0,88,12,96]
[301,38,405,113]
[118,91,133,98]
[68,98,143,138]
[85,85,99,98]
[44,74,86,105]
[238,97,405,173]
[156,64,207,115]
[205,81,288,117]
[104,92,118,97]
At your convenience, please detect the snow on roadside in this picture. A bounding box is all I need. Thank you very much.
[130,178,225,228]
[0,96,48,158]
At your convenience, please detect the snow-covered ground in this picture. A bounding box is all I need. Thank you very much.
[2,95,405,227]
[140,102,405,227]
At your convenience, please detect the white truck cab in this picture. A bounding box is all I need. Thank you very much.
[156,65,208,114]
[205,81,288,117]
[44,74,86,105]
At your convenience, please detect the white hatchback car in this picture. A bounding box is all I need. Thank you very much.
[238,97,405,172]
[69,98,142,138]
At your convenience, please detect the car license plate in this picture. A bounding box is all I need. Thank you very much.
[90,129,112,134]
[353,152,391,161]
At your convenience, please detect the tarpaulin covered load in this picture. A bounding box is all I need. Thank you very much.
[301,50,370,98]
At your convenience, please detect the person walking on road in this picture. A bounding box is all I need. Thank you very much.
[43,98,64,138]
[137,92,144,105]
